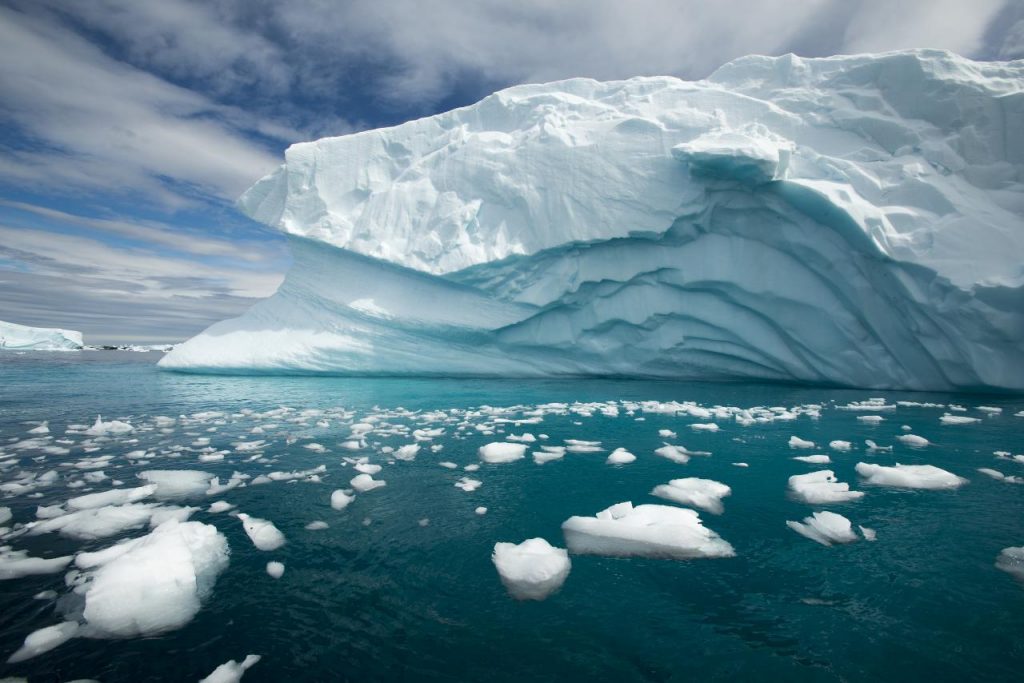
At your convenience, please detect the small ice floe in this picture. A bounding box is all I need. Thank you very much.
[606,448,636,465]
[464,464,480,472]
[206,472,249,496]
[658,429,677,439]
[855,462,967,489]
[84,416,134,436]
[793,454,831,465]
[0,507,11,525]
[413,427,445,441]
[303,443,327,453]
[977,406,1003,415]
[977,468,1023,484]
[564,439,603,453]
[789,436,815,449]
[330,490,354,510]
[732,462,749,468]
[0,547,72,580]
[455,477,482,492]
[865,440,892,453]
[350,474,386,492]
[138,470,215,499]
[475,507,488,515]
[691,423,719,432]
[561,501,734,560]
[393,444,420,461]
[506,433,536,443]
[305,521,329,530]
[786,511,863,546]
[73,519,229,638]
[208,501,236,514]
[478,442,527,464]
[6,621,79,663]
[940,414,980,425]
[237,513,286,551]
[996,547,1024,582]
[27,421,49,435]
[67,485,156,510]
[492,538,571,601]
[199,654,262,683]
[896,434,929,447]
[788,470,864,504]
[533,446,566,464]
[654,443,708,464]
[650,478,731,514]
[26,503,195,540]
[266,561,285,579]
[438,461,458,469]
[354,462,382,475]
[829,440,852,451]
[859,526,877,541]
[857,415,885,423]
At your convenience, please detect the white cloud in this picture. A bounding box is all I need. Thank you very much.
[842,0,1005,55]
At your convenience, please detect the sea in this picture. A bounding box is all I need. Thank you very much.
[1,351,1023,682]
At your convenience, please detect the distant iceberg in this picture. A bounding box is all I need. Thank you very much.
[0,320,82,351]
[162,50,1024,391]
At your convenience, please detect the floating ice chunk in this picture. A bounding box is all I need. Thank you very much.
[6,621,79,663]
[454,477,482,492]
[829,440,852,451]
[606,448,636,465]
[996,546,1024,582]
[977,468,1023,484]
[464,464,480,472]
[77,520,229,638]
[206,472,248,496]
[303,443,327,453]
[940,414,981,425]
[857,415,885,423]
[788,470,864,504]
[0,507,10,525]
[479,442,527,464]
[789,436,815,449]
[859,525,877,541]
[0,547,72,580]
[654,444,696,464]
[393,444,420,461]
[305,520,329,530]
[865,439,892,453]
[978,406,1003,414]
[27,503,184,540]
[350,474,386,492]
[855,462,967,489]
[266,561,284,579]
[27,421,49,435]
[237,513,286,551]
[786,511,858,546]
[355,462,382,475]
[650,478,731,514]
[67,485,156,511]
[896,434,929,447]
[138,470,214,499]
[492,538,571,601]
[84,416,133,436]
[732,462,749,468]
[199,654,262,683]
[506,433,536,442]
[438,461,458,469]
[691,423,719,432]
[658,429,677,438]
[564,439,603,453]
[561,501,734,560]
[793,454,831,464]
[475,506,488,515]
[208,501,235,513]
[533,446,566,464]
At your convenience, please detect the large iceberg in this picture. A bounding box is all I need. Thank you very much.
[161,50,1024,391]
[0,320,82,351]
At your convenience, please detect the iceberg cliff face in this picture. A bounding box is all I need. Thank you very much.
[0,320,83,351]
[161,50,1024,391]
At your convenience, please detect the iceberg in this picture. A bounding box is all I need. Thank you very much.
[491,538,571,600]
[0,320,82,351]
[161,50,1024,391]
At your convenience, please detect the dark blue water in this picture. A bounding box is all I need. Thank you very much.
[1,352,1023,682]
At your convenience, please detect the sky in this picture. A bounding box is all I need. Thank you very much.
[1,0,1021,344]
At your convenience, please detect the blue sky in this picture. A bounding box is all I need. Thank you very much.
[1,0,1021,344]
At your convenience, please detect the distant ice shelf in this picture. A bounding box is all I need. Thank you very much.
[162,49,1024,392]
[0,320,83,351]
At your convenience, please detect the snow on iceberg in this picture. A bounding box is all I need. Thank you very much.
[161,50,1024,392]
[561,501,734,560]
[492,538,571,600]
[0,320,82,351]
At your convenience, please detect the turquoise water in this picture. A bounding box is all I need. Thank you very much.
[1,352,1023,682]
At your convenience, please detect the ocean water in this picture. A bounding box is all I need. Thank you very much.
[1,351,1023,682]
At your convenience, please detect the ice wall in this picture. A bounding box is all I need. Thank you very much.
[162,50,1024,391]
[0,320,83,351]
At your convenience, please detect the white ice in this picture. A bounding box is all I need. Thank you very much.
[855,462,967,489]
[650,478,731,514]
[788,470,864,504]
[492,538,571,601]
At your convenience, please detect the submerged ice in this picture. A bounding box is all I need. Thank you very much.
[161,50,1024,391]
